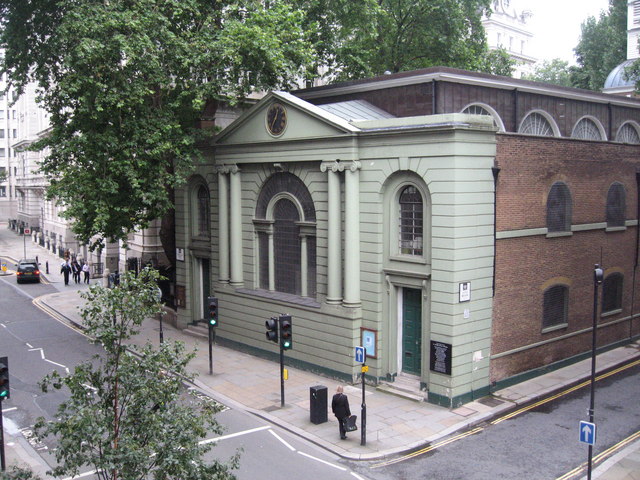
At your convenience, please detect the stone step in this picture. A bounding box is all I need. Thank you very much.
[183,322,209,339]
[376,383,426,402]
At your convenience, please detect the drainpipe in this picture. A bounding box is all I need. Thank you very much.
[432,80,438,114]
[492,166,501,297]
[631,171,640,339]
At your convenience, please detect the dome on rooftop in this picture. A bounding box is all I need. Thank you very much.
[604,59,637,89]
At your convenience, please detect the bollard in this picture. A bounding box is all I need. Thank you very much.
[46,261,49,275]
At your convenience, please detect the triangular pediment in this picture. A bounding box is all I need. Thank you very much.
[215,91,361,146]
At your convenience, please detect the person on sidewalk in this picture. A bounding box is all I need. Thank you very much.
[331,385,351,440]
[82,262,90,284]
[71,259,81,284]
[60,260,71,286]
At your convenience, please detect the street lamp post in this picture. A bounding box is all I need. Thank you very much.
[587,264,604,480]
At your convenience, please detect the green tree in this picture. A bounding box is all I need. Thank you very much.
[523,59,573,87]
[572,0,627,91]
[0,0,313,262]
[297,0,513,81]
[34,268,237,480]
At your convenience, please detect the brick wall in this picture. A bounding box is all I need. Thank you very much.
[491,135,640,382]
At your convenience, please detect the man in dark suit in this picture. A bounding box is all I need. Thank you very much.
[331,385,351,440]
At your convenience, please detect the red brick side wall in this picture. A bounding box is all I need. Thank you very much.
[492,135,640,382]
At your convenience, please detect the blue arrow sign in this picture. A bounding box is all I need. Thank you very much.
[579,421,596,446]
[355,346,365,364]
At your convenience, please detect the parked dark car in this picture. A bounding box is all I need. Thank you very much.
[16,259,40,284]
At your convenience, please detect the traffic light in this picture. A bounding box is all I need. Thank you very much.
[208,297,218,327]
[265,317,278,343]
[279,314,292,350]
[0,356,9,400]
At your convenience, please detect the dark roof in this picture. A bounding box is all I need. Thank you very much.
[604,59,637,89]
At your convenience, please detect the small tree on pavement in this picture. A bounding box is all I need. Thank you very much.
[34,268,238,480]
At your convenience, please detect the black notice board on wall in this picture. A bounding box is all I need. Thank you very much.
[430,340,452,375]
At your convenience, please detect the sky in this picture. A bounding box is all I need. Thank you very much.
[522,0,612,64]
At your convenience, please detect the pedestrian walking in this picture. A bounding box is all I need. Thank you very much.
[60,260,71,286]
[82,262,90,284]
[331,385,351,440]
[71,259,81,284]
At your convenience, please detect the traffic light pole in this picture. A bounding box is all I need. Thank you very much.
[1,402,5,471]
[280,345,285,407]
[361,351,367,446]
[208,326,215,375]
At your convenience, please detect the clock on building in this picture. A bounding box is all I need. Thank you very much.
[266,102,287,136]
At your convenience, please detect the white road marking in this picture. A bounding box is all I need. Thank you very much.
[199,425,271,445]
[28,347,70,374]
[269,429,296,451]
[298,451,347,471]
[350,472,368,480]
[1,407,17,413]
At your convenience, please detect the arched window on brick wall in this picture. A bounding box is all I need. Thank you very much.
[519,111,558,136]
[547,182,572,233]
[543,285,569,329]
[606,182,626,228]
[615,122,640,144]
[571,117,606,141]
[602,273,623,314]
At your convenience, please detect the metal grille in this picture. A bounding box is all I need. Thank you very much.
[547,182,572,232]
[571,118,603,140]
[197,186,210,236]
[274,199,301,295]
[606,182,626,228]
[616,123,640,144]
[519,112,554,136]
[543,285,568,328]
[602,273,623,313]
[258,232,269,289]
[399,185,423,255]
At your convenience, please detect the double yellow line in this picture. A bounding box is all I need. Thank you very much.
[371,358,640,470]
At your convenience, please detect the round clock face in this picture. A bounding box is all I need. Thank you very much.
[266,102,287,136]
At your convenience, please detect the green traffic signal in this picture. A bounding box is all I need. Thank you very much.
[0,356,9,400]
[208,296,218,327]
[279,314,292,350]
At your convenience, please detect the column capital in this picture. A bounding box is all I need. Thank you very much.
[347,160,361,172]
[320,160,345,173]
[217,164,240,174]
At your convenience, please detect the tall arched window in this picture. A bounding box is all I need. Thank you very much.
[399,185,423,255]
[254,173,316,298]
[197,185,210,236]
[543,285,569,329]
[606,182,626,228]
[547,182,572,233]
[602,273,623,313]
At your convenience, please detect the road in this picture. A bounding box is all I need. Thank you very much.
[0,273,369,480]
[345,360,640,480]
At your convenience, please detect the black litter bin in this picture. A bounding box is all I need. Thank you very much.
[310,385,328,424]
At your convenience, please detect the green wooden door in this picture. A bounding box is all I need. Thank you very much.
[402,288,422,375]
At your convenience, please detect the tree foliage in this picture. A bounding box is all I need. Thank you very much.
[296,0,513,81]
[34,268,237,480]
[572,0,627,91]
[0,0,313,253]
[523,59,573,87]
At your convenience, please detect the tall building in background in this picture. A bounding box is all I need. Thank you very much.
[604,0,640,96]
[0,62,19,220]
[483,0,536,77]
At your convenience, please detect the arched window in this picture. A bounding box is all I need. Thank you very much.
[571,118,605,141]
[254,173,316,298]
[606,182,626,228]
[547,182,572,233]
[543,285,569,329]
[399,185,423,255]
[197,185,210,236]
[615,122,640,144]
[602,273,623,313]
[461,103,505,131]
[519,112,556,136]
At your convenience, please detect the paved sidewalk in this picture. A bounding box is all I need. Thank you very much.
[2,223,640,478]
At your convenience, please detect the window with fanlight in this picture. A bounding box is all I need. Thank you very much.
[519,112,556,136]
[571,118,604,141]
[399,185,423,256]
[615,122,640,144]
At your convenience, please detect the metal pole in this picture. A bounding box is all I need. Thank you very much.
[280,345,285,407]
[361,349,367,446]
[159,315,164,344]
[587,264,603,480]
[22,231,26,259]
[208,325,213,375]
[0,401,6,471]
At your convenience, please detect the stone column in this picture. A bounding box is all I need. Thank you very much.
[343,161,361,307]
[229,166,243,286]
[320,161,343,304]
[217,167,230,283]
